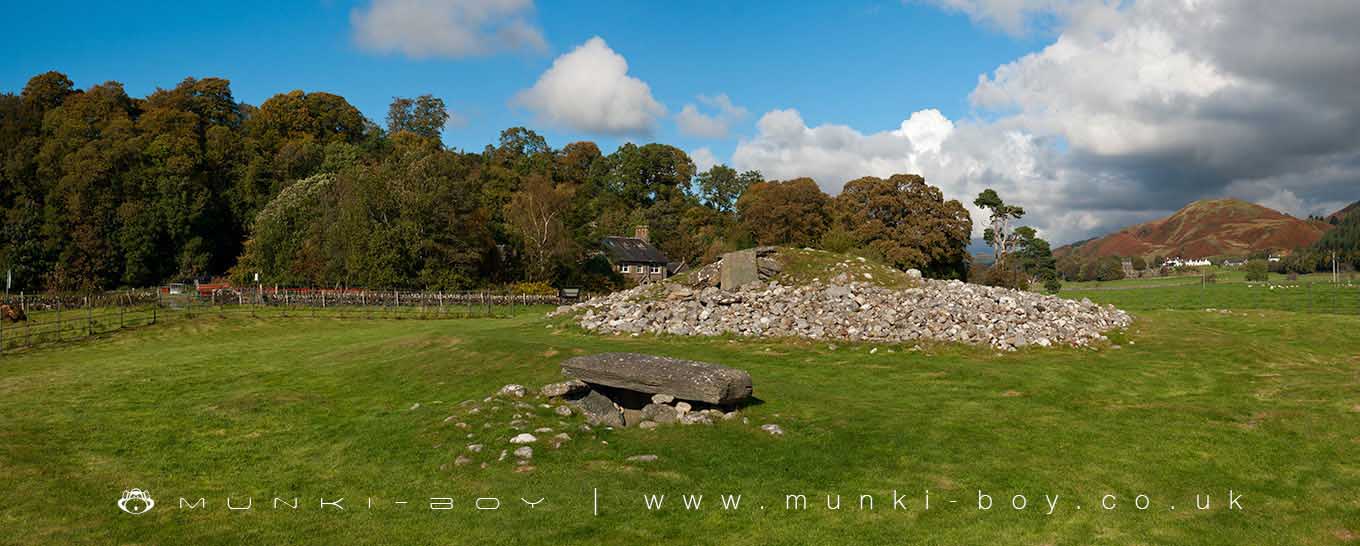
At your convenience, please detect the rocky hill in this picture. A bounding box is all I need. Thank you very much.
[1056,199,1332,259]
[1329,200,1360,222]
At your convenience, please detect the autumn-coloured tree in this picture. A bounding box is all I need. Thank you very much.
[736,178,832,247]
[835,174,972,279]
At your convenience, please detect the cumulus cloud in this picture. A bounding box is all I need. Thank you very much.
[736,0,1360,243]
[351,0,547,58]
[675,94,749,139]
[512,36,666,136]
[690,147,719,172]
[733,108,1112,242]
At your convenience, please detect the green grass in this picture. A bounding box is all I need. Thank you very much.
[1061,269,1349,290]
[1064,279,1360,315]
[1,302,1358,544]
[774,248,919,289]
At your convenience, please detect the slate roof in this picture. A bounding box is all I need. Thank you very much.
[601,236,669,264]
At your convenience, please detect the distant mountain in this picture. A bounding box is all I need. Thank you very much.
[967,238,994,265]
[1055,199,1333,259]
[1329,200,1360,222]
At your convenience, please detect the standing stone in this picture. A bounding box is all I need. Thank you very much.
[720,249,759,291]
[570,389,625,427]
[561,353,754,404]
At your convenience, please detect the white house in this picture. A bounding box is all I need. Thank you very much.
[1164,257,1212,268]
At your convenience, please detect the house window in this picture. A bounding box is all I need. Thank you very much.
[650,265,663,274]
[620,264,632,273]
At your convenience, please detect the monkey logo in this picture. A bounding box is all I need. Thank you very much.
[117,489,155,515]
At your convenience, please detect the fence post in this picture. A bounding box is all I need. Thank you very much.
[1,301,5,354]
[57,300,63,342]
[24,293,31,347]
[85,296,92,337]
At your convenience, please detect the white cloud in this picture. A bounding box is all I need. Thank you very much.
[351,0,547,58]
[919,0,1074,35]
[512,36,666,136]
[733,108,1108,242]
[690,147,719,172]
[737,0,1360,244]
[675,94,749,139]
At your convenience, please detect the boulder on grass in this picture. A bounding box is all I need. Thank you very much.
[560,352,753,405]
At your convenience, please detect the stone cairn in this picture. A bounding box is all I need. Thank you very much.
[440,353,777,472]
[553,249,1133,351]
[550,352,753,428]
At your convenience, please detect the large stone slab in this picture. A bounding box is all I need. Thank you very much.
[561,352,754,404]
[720,249,758,291]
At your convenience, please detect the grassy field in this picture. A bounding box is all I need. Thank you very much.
[1060,269,1349,290]
[1,298,1358,544]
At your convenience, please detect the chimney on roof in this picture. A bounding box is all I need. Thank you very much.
[634,225,649,242]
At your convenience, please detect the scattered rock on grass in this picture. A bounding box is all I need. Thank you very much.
[540,379,588,398]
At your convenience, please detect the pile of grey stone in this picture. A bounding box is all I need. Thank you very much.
[554,271,1133,351]
[441,353,778,472]
[544,352,753,428]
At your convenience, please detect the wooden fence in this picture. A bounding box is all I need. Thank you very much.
[0,287,582,354]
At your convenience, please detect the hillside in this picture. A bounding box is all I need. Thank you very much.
[1056,198,1332,259]
[1329,200,1360,222]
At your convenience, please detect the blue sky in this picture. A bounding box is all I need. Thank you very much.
[2,1,1037,156]
[5,1,1358,244]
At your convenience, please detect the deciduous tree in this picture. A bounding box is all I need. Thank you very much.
[736,178,831,247]
[835,174,972,278]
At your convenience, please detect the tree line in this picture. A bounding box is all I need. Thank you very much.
[1,71,1001,293]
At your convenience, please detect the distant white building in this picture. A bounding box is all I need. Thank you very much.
[1164,257,1212,268]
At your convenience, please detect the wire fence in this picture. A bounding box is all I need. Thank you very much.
[0,287,581,354]
[1064,279,1360,315]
